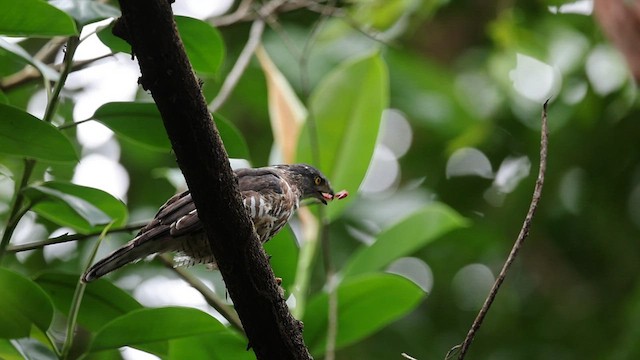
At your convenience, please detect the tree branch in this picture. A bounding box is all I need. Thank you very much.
[157,254,245,334]
[114,0,311,358]
[447,101,550,360]
[208,18,265,113]
[6,222,146,253]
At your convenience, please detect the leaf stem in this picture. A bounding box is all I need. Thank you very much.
[0,159,35,263]
[43,36,79,123]
[291,208,319,319]
[62,222,114,359]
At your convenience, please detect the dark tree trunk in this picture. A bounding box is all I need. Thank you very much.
[114,1,312,359]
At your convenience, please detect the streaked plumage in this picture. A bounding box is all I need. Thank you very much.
[82,164,334,282]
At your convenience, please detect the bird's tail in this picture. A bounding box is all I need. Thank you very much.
[81,238,163,283]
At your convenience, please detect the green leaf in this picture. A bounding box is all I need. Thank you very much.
[35,273,143,332]
[214,114,251,160]
[0,38,59,82]
[96,23,129,53]
[92,102,171,151]
[93,102,250,159]
[97,16,224,75]
[175,16,225,76]
[0,339,23,360]
[0,0,78,37]
[342,203,468,278]
[90,307,228,357]
[25,181,128,234]
[303,273,425,355]
[297,52,388,220]
[264,226,299,292]
[169,333,254,360]
[0,104,77,163]
[2,338,58,360]
[50,0,121,27]
[350,0,417,31]
[0,269,54,339]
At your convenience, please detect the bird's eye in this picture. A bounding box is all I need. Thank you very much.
[314,176,322,185]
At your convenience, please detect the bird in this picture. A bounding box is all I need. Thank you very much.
[81,164,334,283]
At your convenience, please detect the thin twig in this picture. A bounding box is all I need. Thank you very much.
[43,36,80,122]
[0,160,35,262]
[211,0,340,27]
[157,254,245,334]
[6,222,147,253]
[210,0,254,27]
[208,18,265,113]
[321,213,339,360]
[1,54,114,91]
[448,101,549,360]
[62,222,115,359]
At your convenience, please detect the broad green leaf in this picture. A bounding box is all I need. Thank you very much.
[0,38,59,82]
[303,273,425,355]
[0,269,54,339]
[169,332,254,360]
[2,338,58,360]
[50,0,121,27]
[93,102,250,159]
[0,339,23,360]
[264,226,299,292]
[350,0,417,31]
[0,104,77,163]
[342,203,468,278]
[90,307,227,357]
[213,113,251,160]
[176,16,225,76]
[35,273,143,332]
[297,52,388,220]
[93,102,171,151]
[0,0,78,37]
[25,181,128,234]
[96,23,129,53]
[97,16,224,75]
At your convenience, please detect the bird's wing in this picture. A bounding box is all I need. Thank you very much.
[237,167,297,241]
[237,168,285,217]
[132,190,201,240]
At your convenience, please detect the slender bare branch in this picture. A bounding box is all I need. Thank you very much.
[1,54,114,91]
[210,0,254,27]
[6,222,146,253]
[448,101,550,360]
[208,18,265,113]
[157,254,245,334]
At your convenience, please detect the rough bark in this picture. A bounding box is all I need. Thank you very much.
[114,1,312,359]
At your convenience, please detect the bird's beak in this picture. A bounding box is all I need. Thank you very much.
[319,192,334,205]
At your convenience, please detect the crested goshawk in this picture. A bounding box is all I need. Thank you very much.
[82,164,340,282]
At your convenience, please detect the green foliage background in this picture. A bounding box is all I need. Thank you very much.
[1,0,639,359]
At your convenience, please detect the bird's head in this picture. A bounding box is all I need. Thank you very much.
[279,164,334,205]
